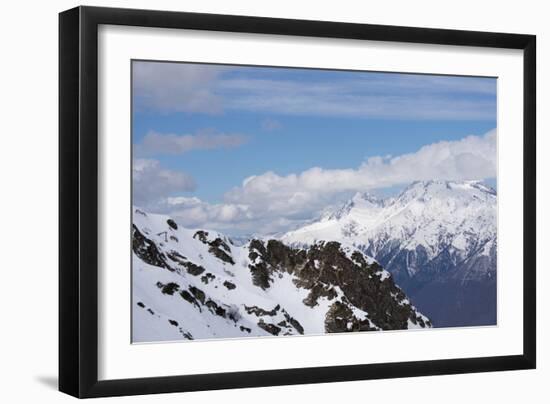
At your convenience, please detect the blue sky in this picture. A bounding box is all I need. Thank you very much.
[132,61,497,234]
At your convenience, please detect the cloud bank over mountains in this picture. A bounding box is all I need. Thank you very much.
[133,129,496,234]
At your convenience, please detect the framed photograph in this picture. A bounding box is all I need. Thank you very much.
[59,6,536,398]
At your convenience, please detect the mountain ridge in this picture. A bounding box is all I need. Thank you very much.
[281,180,497,327]
[132,207,431,343]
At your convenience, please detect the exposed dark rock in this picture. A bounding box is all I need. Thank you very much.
[180,290,201,311]
[165,251,206,276]
[193,230,209,243]
[210,246,235,265]
[210,237,231,253]
[136,301,145,308]
[168,319,179,326]
[283,312,304,334]
[248,240,274,289]
[217,307,227,318]
[240,326,251,333]
[265,239,308,273]
[167,250,187,262]
[167,218,178,230]
[324,301,376,333]
[189,286,206,305]
[183,261,206,276]
[351,250,368,266]
[169,235,179,242]
[194,230,236,265]
[201,273,216,284]
[223,281,236,290]
[156,281,180,295]
[248,260,272,290]
[132,224,168,269]
[258,319,281,336]
[302,283,338,307]
[209,237,235,264]
[147,308,155,315]
[179,329,193,340]
[205,299,226,318]
[244,304,280,317]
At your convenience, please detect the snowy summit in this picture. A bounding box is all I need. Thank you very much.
[282,180,497,327]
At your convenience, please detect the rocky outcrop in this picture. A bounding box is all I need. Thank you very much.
[166,218,178,230]
[194,230,235,265]
[247,239,430,331]
[132,224,168,269]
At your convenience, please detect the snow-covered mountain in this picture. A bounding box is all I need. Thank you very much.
[132,207,431,343]
[281,180,497,327]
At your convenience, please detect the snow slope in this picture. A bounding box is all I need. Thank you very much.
[132,207,431,343]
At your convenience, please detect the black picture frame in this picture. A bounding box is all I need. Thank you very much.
[59,5,536,398]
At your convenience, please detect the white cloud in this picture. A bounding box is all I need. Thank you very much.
[162,195,306,236]
[135,130,248,156]
[133,159,196,206]
[157,196,253,231]
[223,129,496,223]
[134,130,496,235]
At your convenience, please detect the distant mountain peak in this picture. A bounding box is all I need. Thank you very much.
[394,179,496,205]
[351,191,384,205]
[325,191,384,221]
[282,179,496,276]
[281,180,497,328]
[401,179,495,194]
[319,180,495,227]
